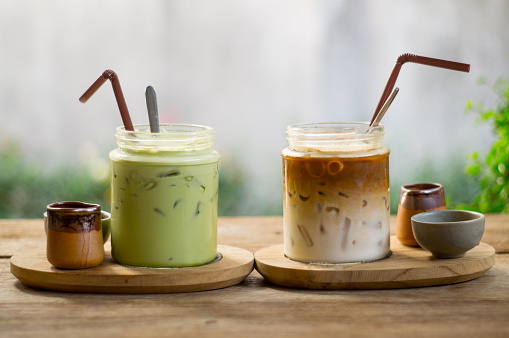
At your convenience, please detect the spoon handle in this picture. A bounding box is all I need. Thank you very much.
[145,86,160,133]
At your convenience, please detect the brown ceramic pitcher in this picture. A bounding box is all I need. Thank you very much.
[395,183,446,247]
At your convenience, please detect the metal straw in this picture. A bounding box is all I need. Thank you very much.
[369,87,399,128]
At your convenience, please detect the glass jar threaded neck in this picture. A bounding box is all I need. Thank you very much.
[286,122,384,152]
[115,124,215,152]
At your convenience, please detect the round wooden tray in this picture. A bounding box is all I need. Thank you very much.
[10,245,254,293]
[254,237,495,290]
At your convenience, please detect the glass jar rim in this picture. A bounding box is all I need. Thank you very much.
[285,122,385,153]
[287,122,383,136]
[117,124,214,136]
[116,124,215,151]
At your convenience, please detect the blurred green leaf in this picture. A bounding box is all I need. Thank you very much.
[466,164,481,176]
[461,78,509,213]
[467,151,479,161]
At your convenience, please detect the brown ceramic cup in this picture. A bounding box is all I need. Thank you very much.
[44,210,111,243]
[395,183,446,247]
[46,201,105,269]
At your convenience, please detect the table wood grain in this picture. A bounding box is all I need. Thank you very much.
[1,216,508,337]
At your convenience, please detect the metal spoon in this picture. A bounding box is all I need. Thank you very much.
[145,86,160,133]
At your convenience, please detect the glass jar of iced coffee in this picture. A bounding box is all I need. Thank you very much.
[282,122,390,264]
[110,124,219,267]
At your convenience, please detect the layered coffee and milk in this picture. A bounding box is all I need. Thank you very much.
[282,123,390,264]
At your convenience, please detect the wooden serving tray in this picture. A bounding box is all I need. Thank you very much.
[10,245,254,293]
[254,237,495,290]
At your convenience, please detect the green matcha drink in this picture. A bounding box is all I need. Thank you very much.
[110,124,219,267]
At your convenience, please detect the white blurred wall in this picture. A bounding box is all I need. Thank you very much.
[0,0,507,214]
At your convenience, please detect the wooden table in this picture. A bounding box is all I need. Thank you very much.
[1,216,508,337]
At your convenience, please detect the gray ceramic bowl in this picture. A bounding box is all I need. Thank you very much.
[411,210,485,259]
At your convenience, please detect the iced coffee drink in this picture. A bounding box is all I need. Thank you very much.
[110,124,219,267]
[282,123,390,263]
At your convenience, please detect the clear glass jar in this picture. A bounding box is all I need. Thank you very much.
[282,122,390,263]
[110,124,220,267]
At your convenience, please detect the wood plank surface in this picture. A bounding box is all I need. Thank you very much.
[2,255,509,337]
[254,241,495,289]
[1,216,509,337]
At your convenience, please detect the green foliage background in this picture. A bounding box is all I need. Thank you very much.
[0,140,481,218]
[459,78,509,213]
[0,143,109,218]
[0,142,246,218]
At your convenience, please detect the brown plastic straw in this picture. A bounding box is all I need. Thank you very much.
[370,53,470,125]
[79,70,134,131]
